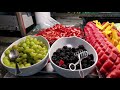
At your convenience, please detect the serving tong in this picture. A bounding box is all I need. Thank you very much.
[69,50,88,78]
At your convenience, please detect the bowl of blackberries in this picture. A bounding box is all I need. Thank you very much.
[49,36,98,78]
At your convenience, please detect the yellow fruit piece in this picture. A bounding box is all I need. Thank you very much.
[101,22,110,30]
[96,24,103,30]
[113,29,119,39]
[116,44,120,52]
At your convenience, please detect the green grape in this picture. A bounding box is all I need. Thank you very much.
[41,51,47,55]
[36,60,41,63]
[38,41,43,45]
[8,48,12,51]
[26,41,30,45]
[41,54,46,59]
[22,59,27,63]
[33,56,38,61]
[26,35,31,39]
[31,45,37,49]
[25,63,31,67]
[19,64,25,68]
[24,46,29,50]
[18,47,24,52]
[3,56,9,60]
[16,58,22,62]
[19,40,25,46]
[35,41,39,45]
[10,62,16,68]
[33,38,38,43]
[38,45,42,50]
[29,37,33,41]
[5,49,10,56]
[23,61,27,65]
[30,41,35,46]
[30,52,37,57]
[25,49,34,53]
[12,45,18,50]
[18,61,22,65]
[22,54,27,59]
[3,57,11,66]
[22,43,27,48]
[19,52,24,57]
[36,54,43,59]
[35,49,40,53]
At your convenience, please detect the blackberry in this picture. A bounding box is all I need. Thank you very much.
[89,54,94,60]
[60,52,65,57]
[72,48,76,52]
[63,46,68,49]
[66,63,70,69]
[53,52,58,56]
[78,45,85,49]
[61,64,67,69]
[52,56,57,60]
[56,48,62,53]
[76,64,80,69]
[66,48,71,52]
[70,52,74,56]
[82,63,88,69]
[81,58,88,64]
[54,60,59,65]
[89,60,95,65]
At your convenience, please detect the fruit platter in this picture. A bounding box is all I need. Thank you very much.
[2,22,120,78]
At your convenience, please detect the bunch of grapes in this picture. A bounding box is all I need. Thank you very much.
[3,36,48,68]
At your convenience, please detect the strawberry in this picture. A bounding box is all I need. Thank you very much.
[59,60,64,67]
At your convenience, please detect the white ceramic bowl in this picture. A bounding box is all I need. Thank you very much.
[49,36,98,78]
[1,35,50,76]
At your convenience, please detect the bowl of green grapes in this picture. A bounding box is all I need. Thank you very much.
[1,35,50,76]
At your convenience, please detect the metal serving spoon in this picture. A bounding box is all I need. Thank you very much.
[9,49,21,75]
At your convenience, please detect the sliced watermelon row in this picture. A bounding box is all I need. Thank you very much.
[84,21,120,78]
